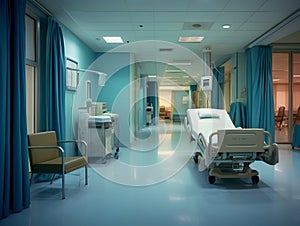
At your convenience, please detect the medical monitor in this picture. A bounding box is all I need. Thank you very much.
[200,76,212,91]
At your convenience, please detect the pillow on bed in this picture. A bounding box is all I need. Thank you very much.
[198,112,220,119]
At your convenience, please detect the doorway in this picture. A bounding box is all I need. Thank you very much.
[273,51,300,143]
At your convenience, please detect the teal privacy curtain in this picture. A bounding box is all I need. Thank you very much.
[190,84,197,92]
[0,0,30,219]
[246,45,275,142]
[45,17,66,141]
[229,102,246,127]
[211,67,224,109]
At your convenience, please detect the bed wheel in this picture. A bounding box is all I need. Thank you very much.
[193,152,200,164]
[208,176,216,184]
[193,155,198,164]
[251,175,259,184]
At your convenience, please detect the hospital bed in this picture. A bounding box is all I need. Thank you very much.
[184,108,279,184]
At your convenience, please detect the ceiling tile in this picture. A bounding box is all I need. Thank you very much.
[248,11,291,22]
[154,12,187,22]
[187,0,231,11]
[154,23,184,30]
[239,22,274,31]
[216,12,254,22]
[36,0,300,68]
[69,11,131,23]
[259,0,300,11]
[79,22,134,31]
[129,12,154,22]
[63,0,128,11]
[184,12,220,22]
[223,0,266,11]
[125,0,154,11]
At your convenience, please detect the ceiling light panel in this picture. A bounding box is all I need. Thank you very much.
[168,62,192,66]
[165,69,186,73]
[178,36,204,43]
[103,36,123,43]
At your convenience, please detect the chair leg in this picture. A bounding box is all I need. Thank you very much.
[50,174,56,184]
[62,173,65,199]
[85,165,88,185]
[29,173,33,185]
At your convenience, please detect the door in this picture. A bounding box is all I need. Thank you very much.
[273,51,300,143]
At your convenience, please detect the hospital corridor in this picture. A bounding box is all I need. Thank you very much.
[1,0,300,226]
[1,120,300,226]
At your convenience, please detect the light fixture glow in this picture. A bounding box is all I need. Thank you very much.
[103,36,123,43]
[178,36,204,43]
[272,78,280,82]
[222,24,231,29]
[165,69,186,73]
[168,62,192,66]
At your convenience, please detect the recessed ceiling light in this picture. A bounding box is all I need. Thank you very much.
[222,24,231,29]
[103,36,123,43]
[178,36,204,43]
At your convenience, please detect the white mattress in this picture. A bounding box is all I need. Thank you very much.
[186,108,235,142]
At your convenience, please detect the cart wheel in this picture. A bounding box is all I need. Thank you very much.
[193,155,198,164]
[208,176,216,184]
[251,175,259,184]
[114,153,119,159]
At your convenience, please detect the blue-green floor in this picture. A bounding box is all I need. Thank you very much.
[1,122,300,226]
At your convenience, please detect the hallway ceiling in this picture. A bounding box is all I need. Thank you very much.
[34,0,300,85]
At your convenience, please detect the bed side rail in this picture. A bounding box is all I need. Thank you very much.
[209,129,268,153]
[184,116,192,141]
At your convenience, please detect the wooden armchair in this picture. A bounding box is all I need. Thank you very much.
[275,106,285,130]
[294,106,300,126]
[159,106,167,119]
[28,131,88,199]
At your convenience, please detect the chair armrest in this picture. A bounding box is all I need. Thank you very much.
[57,140,87,157]
[28,145,64,153]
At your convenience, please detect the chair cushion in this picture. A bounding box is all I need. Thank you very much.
[31,156,88,174]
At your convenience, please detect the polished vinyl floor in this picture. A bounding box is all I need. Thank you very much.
[1,121,300,226]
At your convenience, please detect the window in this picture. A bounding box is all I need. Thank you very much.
[26,65,36,134]
[25,14,38,134]
[25,15,36,61]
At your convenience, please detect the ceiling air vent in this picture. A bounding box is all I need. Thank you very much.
[182,22,213,30]
[159,48,173,52]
